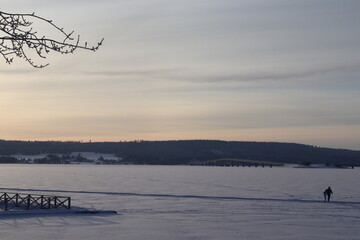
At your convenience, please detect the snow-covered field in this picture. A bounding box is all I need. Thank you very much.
[0,165,359,240]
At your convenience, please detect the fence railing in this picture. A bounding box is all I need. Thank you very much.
[0,192,71,211]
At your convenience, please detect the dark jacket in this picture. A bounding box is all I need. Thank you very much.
[324,188,333,195]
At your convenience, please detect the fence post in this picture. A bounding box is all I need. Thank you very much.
[48,197,51,209]
[67,197,71,209]
[4,193,8,211]
[27,195,31,210]
[40,195,44,209]
[54,197,58,208]
[15,194,19,207]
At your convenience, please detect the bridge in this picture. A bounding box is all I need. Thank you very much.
[191,158,284,167]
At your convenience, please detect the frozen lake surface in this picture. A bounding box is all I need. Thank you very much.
[0,165,359,239]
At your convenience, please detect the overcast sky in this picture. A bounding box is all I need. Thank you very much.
[1,0,360,150]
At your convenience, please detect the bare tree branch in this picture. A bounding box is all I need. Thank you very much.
[0,10,103,68]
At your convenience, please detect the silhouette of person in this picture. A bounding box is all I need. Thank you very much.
[323,187,333,202]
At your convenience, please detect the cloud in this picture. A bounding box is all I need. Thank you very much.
[85,63,360,84]
[196,64,360,83]
[84,68,183,78]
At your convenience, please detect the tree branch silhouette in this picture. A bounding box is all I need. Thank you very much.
[0,10,103,68]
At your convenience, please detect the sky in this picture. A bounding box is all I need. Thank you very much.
[1,0,360,150]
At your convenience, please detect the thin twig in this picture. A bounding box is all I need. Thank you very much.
[0,10,103,68]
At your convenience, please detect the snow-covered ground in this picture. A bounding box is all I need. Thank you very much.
[13,152,119,160]
[12,152,120,164]
[0,165,359,240]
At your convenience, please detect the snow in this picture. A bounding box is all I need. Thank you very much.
[0,165,359,240]
[11,152,121,164]
[13,153,49,160]
[13,152,119,160]
[70,152,119,161]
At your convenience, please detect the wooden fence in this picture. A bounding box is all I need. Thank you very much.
[0,192,71,211]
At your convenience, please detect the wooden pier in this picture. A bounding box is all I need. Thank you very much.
[191,158,284,167]
[0,192,71,211]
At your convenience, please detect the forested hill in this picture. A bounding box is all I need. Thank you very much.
[0,140,359,165]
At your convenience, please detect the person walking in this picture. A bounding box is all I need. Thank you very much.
[323,187,333,202]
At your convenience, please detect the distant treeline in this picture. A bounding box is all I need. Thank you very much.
[0,140,359,166]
